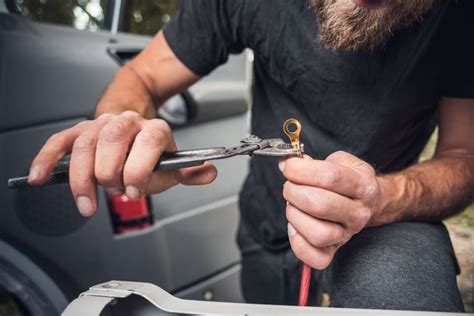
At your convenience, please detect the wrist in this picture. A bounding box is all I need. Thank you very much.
[94,66,158,119]
[369,174,405,227]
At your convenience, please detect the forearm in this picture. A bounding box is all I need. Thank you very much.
[94,31,200,119]
[373,155,474,226]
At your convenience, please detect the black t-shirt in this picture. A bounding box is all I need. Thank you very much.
[163,0,474,250]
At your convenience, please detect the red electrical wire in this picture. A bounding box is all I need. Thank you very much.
[298,263,312,306]
[282,119,312,307]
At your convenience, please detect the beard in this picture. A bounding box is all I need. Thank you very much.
[311,0,437,53]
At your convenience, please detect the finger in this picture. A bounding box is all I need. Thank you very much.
[28,121,92,185]
[287,223,337,270]
[69,117,111,217]
[145,162,218,194]
[326,150,374,174]
[123,119,174,199]
[95,113,142,189]
[278,154,311,173]
[281,157,366,199]
[179,162,218,185]
[286,203,347,248]
[283,181,356,226]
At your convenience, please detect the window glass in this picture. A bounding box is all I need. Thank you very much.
[121,0,180,36]
[15,0,109,32]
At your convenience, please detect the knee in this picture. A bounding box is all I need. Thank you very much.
[328,222,464,312]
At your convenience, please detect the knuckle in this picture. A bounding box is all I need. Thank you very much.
[339,231,351,244]
[148,118,171,134]
[95,167,121,185]
[46,132,64,144]
[354,161,376,177]
[285,204,295,222]
[121,110,141,119]
[361,181,379,200]
[362,161,376,174]
[291,238,305,258]
[320,230,334,246]
[137,129,166,146]
[73,136,95,152]
[350,205,371,233]
[326,150,348,162]
[313,192,329,214]
[300,187,312,205]
[99,119,130,143]
[322,166,339,187]
[359,207,372,226]
[315,253,332,270]
[96,113,115,121]
[75,120,91,129]
[136,120,172,146]
[308,230,323,247]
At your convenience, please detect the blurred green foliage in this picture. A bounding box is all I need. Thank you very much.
[16,0,108,31]
[15,0,180,35]
[122,0,180,36]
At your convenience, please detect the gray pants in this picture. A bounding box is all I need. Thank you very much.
[238,221,464,312]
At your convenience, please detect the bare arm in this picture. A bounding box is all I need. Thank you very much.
[95,31,200,117]
[280,97,474,269]
[374,97,474,225]
[28,31,217,217]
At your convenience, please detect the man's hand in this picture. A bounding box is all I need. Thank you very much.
[28,111,217,217]
[27,31,217,217]
[279,152,381,270]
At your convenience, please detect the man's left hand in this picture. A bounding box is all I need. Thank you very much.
[279,151,383,270]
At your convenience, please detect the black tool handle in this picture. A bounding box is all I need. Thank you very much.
[6,149,224,189]
[8,171,69,189]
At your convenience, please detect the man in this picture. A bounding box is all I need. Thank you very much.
[28,0,473,311]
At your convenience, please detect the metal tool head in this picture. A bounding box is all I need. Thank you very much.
[241,136,302,157]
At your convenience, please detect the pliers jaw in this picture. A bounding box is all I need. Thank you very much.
[241,136,303,157]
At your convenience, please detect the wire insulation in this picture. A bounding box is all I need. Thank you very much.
[298,263,312,306]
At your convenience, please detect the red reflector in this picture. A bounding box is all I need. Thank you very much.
[109,195,152,234]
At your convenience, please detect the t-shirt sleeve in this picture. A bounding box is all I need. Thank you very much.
[440,0,474,99]
[162,0,246,77]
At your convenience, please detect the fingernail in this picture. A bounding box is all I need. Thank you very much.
[76,196,94,217]
[126,186,141,200]
[278,160,285,173]
[28,165,42,183]
[288,222,297,237]
[106,188,124,196]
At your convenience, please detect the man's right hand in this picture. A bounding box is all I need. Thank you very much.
[27,111,217,217]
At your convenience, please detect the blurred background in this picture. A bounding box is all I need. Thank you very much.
[15,0,180,35]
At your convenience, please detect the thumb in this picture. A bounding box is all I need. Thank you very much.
[278,153,313,172]
[178,162,218,185]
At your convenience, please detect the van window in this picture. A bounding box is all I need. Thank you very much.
[13,0,180,35]
[14,0,110,32]
[121,0,180,36]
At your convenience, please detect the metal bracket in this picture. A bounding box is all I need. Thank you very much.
[62,281,462,316]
